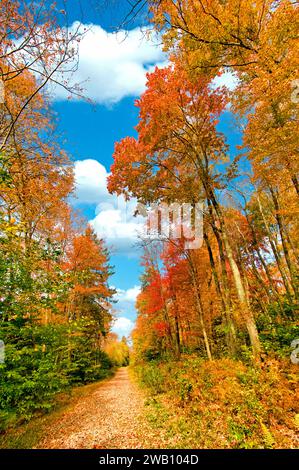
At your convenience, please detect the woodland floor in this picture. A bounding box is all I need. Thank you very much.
[0,367,173,449]
[1,365,297,449]
[36,368,155,449]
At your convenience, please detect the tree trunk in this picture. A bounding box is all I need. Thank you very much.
[221,228,261,358]
[257,194,293,297]
[196,152,261,358]
[270,187,298,298]
[204,229,237,355]
[188,254,213,360]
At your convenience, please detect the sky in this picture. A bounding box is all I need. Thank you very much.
[48,0,242,338]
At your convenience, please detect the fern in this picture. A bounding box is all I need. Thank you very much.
[260,422,275,449]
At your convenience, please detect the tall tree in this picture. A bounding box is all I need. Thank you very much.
[108,62,261,357]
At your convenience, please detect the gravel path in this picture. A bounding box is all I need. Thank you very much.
[37,368,147,449]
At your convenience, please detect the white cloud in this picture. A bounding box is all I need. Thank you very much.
[73,158,144,253]
[90,197,144,254]
[74,159,109,204]
[110,286,140,338]
[72,160,141,336]
[211,70,239,91]
[114,285,141,303]
[51,22,167,104]
[124,285,141,302]
[112,316,134,338]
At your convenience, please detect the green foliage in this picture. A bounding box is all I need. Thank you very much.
[0,153,12,188]
[258,298,299,357]
[143,348,162,362]
[260,422,275,449]
[0,209,115,433]
[0,318,113,429]
[135,361,166,394]
[0,322,67,423]
[176,377,193,403]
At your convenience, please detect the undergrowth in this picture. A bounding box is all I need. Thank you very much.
[134,357,299,449]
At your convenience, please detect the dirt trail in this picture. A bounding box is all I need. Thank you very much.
[37,368,147,449]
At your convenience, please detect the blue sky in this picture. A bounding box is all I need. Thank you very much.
[49,1,242,338]
[49,0,164,337]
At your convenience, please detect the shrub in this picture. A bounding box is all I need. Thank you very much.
[0,320,113,429]
[135,357,299,448]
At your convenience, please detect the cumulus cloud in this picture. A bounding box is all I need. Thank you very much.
[90,197,144,254]
[51,22,167,104]
[72,161,142,337]
[111,316,134,338]
[74,159,110,204]
[111,286,140,337]
[73,158,144,253]
[114,285,141,303]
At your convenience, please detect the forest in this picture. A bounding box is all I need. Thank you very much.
[0,0,129,433]
[108,0,299,448]
[0,0,298,451]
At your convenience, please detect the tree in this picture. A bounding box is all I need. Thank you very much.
[108,62,261,357]
[0,0,84,147]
